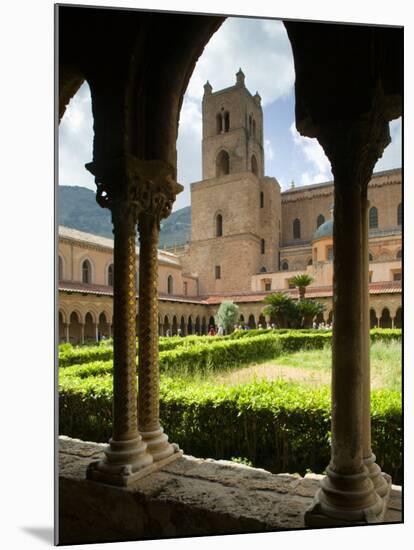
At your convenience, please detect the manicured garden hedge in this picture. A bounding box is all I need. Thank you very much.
[59,375,402,483]
[59,328,401,368]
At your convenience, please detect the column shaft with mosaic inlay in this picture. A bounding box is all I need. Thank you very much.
[85,156,153,486]
[136,161,183,463]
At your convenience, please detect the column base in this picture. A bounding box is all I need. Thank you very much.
[304,466,387,527]
[364,453,392,500]
[140,426,182,462]
[86,436,153,487]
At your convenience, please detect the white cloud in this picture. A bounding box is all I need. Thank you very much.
[185,18,294,107]
[290,122,332,185]
[374,117,402,172]
[264,139,275,161]
[59,82,95,189]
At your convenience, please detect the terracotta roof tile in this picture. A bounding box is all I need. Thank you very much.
[59,280,401,304]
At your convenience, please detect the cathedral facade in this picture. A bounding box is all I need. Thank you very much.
[58,71,402,343]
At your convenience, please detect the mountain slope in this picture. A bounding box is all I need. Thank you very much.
[58,185,191,248]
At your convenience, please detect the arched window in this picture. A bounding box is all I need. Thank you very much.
[369,253,373,262]
[293,218,301,240]
[216,113,222,134]
[167,275,173,295]
[223,111,230,132]
[58,255,63,280]
[248,114,252,135]
[252,119,256,138]
[216,150,230,177]
[108,263,114,286]
[369,207,378,229]
[216,213,223,237]
[397,202,402,226]
[308,258,313,266]
[396,249,402,259]
[260,266,267,273]
[82,259,92,284]
[261,238,265,254]
[317,214,325,228]
[260,191,264,208]
[281,261,289,271]
[251,154,258,176]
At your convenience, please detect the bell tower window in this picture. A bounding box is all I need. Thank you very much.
[216,213,223,237]
[216,150,230,176]
[251,154,258,176]
[223,111,230,132]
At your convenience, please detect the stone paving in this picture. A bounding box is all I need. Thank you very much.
[58,436,402,545]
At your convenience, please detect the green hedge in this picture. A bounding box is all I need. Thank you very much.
[59,375,402,483]
[59,329,401,370]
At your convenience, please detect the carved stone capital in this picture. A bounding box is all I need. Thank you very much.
[86,155,183,229]
[315,113,391,193]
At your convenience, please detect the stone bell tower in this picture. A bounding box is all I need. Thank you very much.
[201,68,265,180]
[182,69,281,295]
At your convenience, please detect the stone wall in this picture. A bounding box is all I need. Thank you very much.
[58,436,402,545]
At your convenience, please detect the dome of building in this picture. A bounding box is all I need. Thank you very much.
[313,219,333,240]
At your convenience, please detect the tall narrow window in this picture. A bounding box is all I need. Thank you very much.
[261,239,265,254]
[215,265,221,279]
[369,206,378,229]
[223,111,230,132]
[108,263,114,286]
[327,246,334,261]
[251,154,258,176]
[293,218,301,240]
[317,214,325,228]
[216,113,222,134]
[82,259,91,284]
[252,119,256,138]
[397,202,402,226]
[260,191,264,208]
[167,275,173,295]
[183,281,188,296]
[396,249,402,259]
[216,150,230,177]
[58,255,63,280]
[369,253,373,262]
[216,213,223,237]
[281,261,289,271]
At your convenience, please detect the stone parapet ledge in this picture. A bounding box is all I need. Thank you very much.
[58,436,402,545]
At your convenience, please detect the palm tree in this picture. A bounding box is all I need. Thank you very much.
[262,292,298,328]
[291,273,314,300]
[296,299,325,328]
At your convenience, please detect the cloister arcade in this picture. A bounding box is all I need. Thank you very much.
[58,5,402,537]
[58,291,402,344]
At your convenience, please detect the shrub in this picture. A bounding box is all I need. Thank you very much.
[59,375,402,483]
[58,328,401,368]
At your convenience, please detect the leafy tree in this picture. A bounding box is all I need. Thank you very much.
[215,301,240,333]
[296,299,325,328]
[262,292,298,328]
[291,273,314,300]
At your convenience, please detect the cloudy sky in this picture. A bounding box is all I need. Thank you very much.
[59,17,402,212]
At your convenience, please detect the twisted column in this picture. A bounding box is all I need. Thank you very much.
[361,195,391,499]
[136,164,183,463]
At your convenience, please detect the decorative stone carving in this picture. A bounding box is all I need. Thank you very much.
[84,155,154,486]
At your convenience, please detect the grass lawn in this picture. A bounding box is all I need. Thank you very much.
[207,340,401,392]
